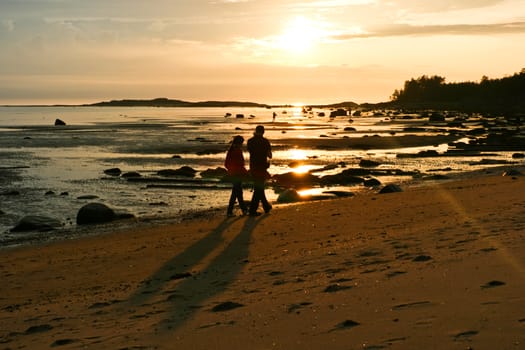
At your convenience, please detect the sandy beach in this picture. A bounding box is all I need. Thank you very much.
[1,171,524,349]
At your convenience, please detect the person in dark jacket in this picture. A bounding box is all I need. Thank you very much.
[225,135,249,216]
[247,125,272,216]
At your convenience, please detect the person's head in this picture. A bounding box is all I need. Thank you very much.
[232,135,244,146]
[254,125,265,136]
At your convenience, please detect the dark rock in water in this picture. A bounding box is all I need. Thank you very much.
[77,195,99,200]
[379,184,403,194]
[104,168,122,176]
[359,159,381,168]
[344,127,356,132]
[323,190,354,197]
[235,114,245,119]
[277,189,302,203]
[121,171,141,178]
[200,167,228,178]
[158,166,197,177]
[428,113,445,122]
[321,172,363,185]
[363,178,381,187]
[45,190,55,195]
[0,209,5,215]
[60,192,69,196]
[76,203,116,225]
[273,172,320,188]
[54,118,66,126]
[171,155,182,159]
[11,215,62,232]
[512,153,524,159]
[1,190,20,196]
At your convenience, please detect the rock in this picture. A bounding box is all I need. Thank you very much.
[0,209,5,215]
[121,171,141,178]
[76,203,116,225]
[235,114,245,119]
[171,155,182,159]
[277,189,302,203]
[77,195,99,200]
[157,166,197,177]
[344,127,356,131]
[363,178,381,187]
[200,167,228,178]
[45,190,55,195]
[512,153,525,159]
[54,118,66,126]
[11,215,62,232]
[359,159,381,167]
[379,184,403,194]
[273,172,320,188]
[320,172,364,185]
[104,168,122,176]
[428,113,445,122]
[1,190,20,196]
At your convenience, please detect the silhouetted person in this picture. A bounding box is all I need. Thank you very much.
[225,135,249,217]
[247,125,272,216]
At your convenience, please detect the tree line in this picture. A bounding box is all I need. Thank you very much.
[389,69,525,114]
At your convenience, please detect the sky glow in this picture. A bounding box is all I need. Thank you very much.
[1,0,524,104]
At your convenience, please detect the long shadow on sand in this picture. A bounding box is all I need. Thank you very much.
[126,215,266,331]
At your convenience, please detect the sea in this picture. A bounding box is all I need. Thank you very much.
[1,105,523,247]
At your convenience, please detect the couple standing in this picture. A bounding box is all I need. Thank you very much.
[225,125,272,217]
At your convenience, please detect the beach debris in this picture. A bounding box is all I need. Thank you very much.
[211,301,244,312]
[502,169,523,177]
[104,167,122,176]
[481,280,506,289]
[379,184,403,194]
[54,118,66,126]
[277,189,302,203]
[76,202,116,225]
[11,215,62,232]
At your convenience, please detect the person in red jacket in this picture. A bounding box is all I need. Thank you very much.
[224,135,249,216]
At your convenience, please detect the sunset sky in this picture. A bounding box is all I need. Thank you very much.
[1,0,524,105]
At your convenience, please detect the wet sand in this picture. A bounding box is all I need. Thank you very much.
[1,171,524,349]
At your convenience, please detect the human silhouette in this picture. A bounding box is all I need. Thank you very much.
[247,125,272,216]
[224,135,249,217]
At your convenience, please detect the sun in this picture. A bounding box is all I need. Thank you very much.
[276,16,324,54]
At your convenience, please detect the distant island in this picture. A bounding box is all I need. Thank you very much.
[85,70,524,114]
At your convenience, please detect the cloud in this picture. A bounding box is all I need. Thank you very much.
[332,21,525,40]
[1,19,15,32]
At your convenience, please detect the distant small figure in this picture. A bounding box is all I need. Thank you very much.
[224,135,249,217]
[247,125,273,216]
[272,112,277,122]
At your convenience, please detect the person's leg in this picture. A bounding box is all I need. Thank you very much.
[227,187,236,216]
[249,179,263,214]
[261,187,272,213]
[237,181,248,214]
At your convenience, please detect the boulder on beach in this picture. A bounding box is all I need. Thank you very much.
[11,215,62,232]
[54,118,66,126]
[104,168,122,176]
[359,159,381,168]
[363,178,381,187]
[76,203,116,225]
[379,184,403,194]
[277,189,302,203]
[200,167,228,178]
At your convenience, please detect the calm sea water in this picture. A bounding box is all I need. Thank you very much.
[0,106,522,246]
